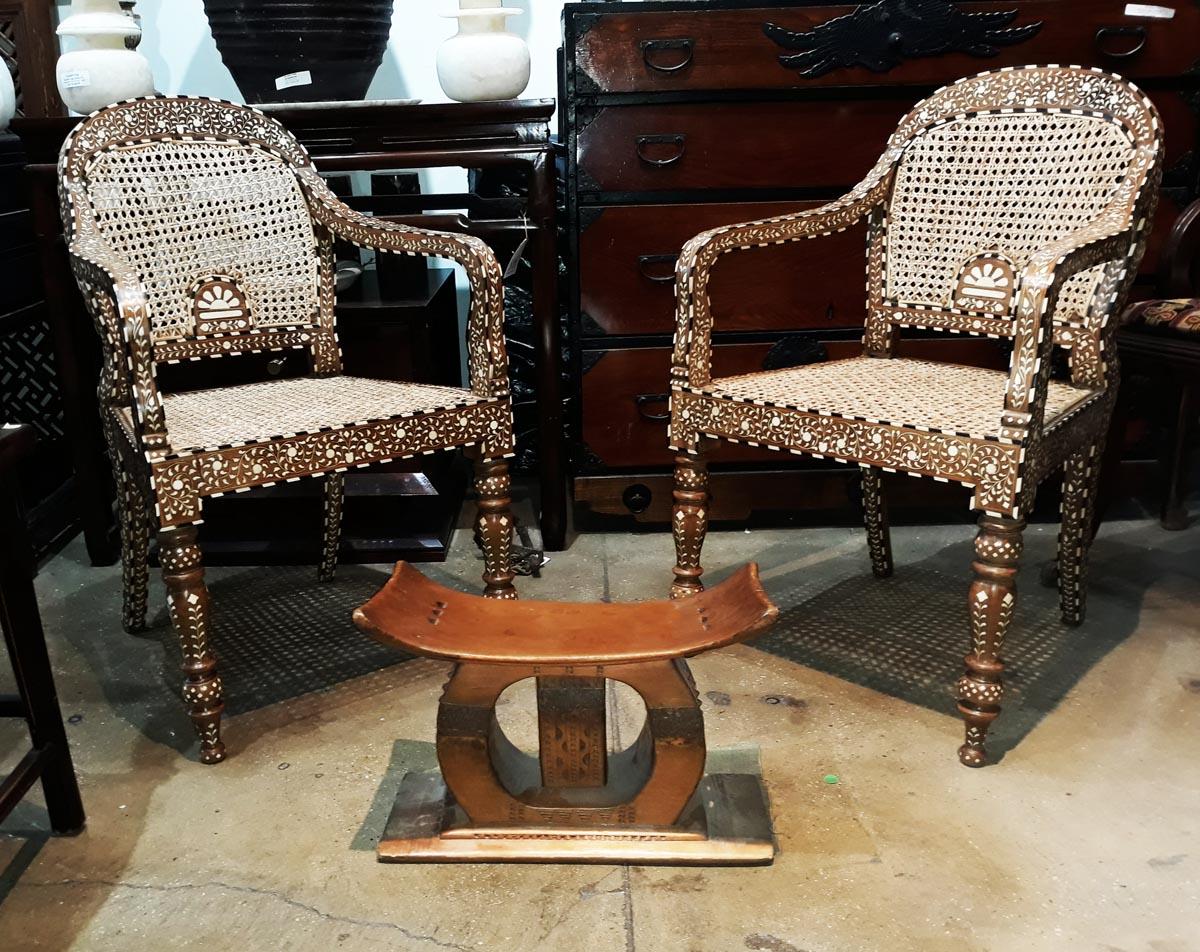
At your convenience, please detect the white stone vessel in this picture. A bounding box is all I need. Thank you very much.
[436,0,530,103]
[0,62,15,131]
[56,0,154,115]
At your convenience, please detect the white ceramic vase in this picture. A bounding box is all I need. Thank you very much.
[56,0,154,115]
[436,0,530,103]
[0,62,15,131]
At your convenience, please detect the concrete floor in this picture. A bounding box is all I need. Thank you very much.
[1,499,1198,951]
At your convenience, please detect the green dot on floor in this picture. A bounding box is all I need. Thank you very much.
[823,774,839,784]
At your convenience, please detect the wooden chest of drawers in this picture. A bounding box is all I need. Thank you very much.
[561,0,1200,525]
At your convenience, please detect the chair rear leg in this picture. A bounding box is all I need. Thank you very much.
[1161,380,1196,531]
[957,514,1024,767]
[1058,439,1104,626]
[671,453,709,599]
[860,466,894,579]
[159,525,226,764]
[473,456,516,599]
[318,471,344,583]
[118,470,151,634]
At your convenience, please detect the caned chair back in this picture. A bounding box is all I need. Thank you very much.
[59,97,337,368]
[867,67,1162,349]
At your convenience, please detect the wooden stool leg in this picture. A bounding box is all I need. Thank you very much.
[473,456,516,599]
[671,454,709,599]
[957,515,1024,768]
[860,466,894,579]
[1058,438,1104,626]
[1162,380,1196,531]
[159,526,225,764]
[318,471,344,582]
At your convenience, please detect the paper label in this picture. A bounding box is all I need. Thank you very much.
[60,69,91,90]
[274,70,313,91]
[1124,3,1175,17]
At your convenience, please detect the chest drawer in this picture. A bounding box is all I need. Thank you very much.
[580,202,869,336]
[578,100,911,194]
[573,1,1200,94]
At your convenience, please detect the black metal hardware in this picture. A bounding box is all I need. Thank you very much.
[1094,25,1148,59]
[764,1,1042,78]
[622,483,653,514]
[634,392,671,421]
[635,134,687,167]
[640,38,695,73]
[637,254,679,283]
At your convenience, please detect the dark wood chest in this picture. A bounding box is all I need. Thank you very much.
[560,0,1200,526]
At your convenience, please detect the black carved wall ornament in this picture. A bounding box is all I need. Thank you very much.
[764,0,1043,78]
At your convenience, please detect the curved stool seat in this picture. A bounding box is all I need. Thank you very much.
[353,562,776,664]
[354,562,779,865]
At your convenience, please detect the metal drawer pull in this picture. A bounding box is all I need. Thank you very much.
[640,38,695,73]
[634,393,671,421]
[637,254,679,283]
[635,134,687,167]
[1095,25,1147,58]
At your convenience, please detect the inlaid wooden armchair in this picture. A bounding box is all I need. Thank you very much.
[668,67,1163,767]
[59,97,517,764]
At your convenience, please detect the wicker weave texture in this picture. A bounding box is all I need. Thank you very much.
[86,140,320,342]
[701,357,1096,441]
[123,375,488,455]
[885,112,1133,323]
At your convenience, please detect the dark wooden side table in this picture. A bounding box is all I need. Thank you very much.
[0,424,85,835]
[13,98,567,564]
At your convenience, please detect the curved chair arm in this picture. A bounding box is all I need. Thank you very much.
[1001,202,1145,441]
[671,147,902,388]
[1159,197,1200,298]
[296,167,509,400]
[64,195,169,455]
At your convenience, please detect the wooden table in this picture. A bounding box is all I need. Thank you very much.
[13,98,567,564]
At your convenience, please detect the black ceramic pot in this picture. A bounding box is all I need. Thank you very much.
[203,0,396,103]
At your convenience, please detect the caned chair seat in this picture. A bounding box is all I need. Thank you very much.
[691,357,1100,444]
[118,375,496,457]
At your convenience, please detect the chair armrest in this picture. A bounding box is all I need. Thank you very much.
[297,168,508,399]
[1159,197,1200,298]
[671,148,901,388]
[64,197,169,454]
[1002,206,1142,439]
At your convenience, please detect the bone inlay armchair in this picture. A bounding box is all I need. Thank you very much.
[59,97,518,764]
[667,67,1163,766]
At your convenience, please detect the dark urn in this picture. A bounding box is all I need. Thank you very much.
[203,0,395,103]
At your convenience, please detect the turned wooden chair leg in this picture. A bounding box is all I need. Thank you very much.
[957,514,1024,767]
[159,525,226,764]
[1058,439,1104,626]
[1161,380,1196,531]
[318,471,344,583]
[671,453,710,599]
[860,466,894,579]
[472,456,516,599]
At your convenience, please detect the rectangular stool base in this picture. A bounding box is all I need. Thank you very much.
[378,764,775,866]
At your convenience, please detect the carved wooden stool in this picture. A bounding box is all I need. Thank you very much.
[353,562,778,864]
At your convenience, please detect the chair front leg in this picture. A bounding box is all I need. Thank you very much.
[318,471,345,583]
[957,514,1024,767]
[159,525,226,764]
[472,456,516,599]
[1162,380,1196,531]
[671,453,709,599]
[860,466,894,579]
[1058,438,1104,626]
